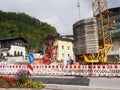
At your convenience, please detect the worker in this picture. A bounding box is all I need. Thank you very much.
[63,54,68,66]
[69,57,73,65]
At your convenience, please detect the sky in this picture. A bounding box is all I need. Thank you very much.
[0,0,119,35]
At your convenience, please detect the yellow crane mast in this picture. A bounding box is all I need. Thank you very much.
[74,0,116,63]
[83,0,115,63]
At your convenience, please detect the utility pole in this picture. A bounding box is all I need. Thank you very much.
[76,0,80,20]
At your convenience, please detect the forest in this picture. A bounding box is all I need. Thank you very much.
[0,10,58,53]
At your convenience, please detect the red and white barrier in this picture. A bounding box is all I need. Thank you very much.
[0,64,120,77]
[27,64,33,75]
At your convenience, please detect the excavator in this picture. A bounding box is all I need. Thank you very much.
[42,35,58,64]
[34,35,58,65]
[74,0,116,64]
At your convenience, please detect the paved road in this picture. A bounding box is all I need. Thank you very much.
[31,76,89,86]
[42,84,120,90]
[31,76,120,89]
[89,77,120,88]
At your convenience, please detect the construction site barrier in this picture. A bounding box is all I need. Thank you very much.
[0,64,120,77]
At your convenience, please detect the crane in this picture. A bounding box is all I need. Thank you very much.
[74,0,115,63]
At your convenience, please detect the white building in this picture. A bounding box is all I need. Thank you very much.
[54,38,74,61]
[0,37,27,60]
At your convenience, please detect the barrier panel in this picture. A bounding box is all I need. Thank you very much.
[0,64,120,77]
[109,65,120,76]
[0,64,28,75]
[92,65,110,76]
[32,65,63,76]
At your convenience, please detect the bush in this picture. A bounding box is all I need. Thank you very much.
[0,69,44,88]
[14,69,44,88]
[0,76,17,88]
[15,69,28,85]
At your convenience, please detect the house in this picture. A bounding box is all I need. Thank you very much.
[44,35,74,63]
[54,37,74,61]
[0,37,27,60]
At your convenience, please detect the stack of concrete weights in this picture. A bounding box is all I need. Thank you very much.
[73,17,99,55]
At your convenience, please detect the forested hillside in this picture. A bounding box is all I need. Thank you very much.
[0,10,58,52]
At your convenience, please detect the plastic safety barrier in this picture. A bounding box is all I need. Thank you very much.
[0,64,120,77]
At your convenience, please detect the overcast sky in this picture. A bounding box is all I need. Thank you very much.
[0,0,119,35]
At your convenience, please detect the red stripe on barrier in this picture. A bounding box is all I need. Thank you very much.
[98,66,100,69]
[52,65,54,68]
[27,64,33,71]
[56,65,58,68]
[74,65,76,69]
[93,66,96,69]
[78,65,81,68]
[33,65,35,68]
[102,66,105,69]
[89,66,91,69]
[107,65,112,69]
[19,65,21,68]
[115,65,118,69]
[103,74,106,76]
[45,65,47,68]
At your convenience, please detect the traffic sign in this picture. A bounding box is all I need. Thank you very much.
[28,53,34,63]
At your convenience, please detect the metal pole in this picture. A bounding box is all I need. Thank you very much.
[77,0,80,20]
[92,61,93,77]
[78,5,80,20]
[118,48,120,62]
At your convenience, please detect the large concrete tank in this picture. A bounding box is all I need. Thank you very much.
[73,17,99,55]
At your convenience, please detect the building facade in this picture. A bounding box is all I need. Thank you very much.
[54,38,74,61]
[44,36,74,62]
[108,7,120,62]
[0,37,27,59]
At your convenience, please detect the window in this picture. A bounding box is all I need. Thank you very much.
[15,42,17,45]
[18,51,20,56]
[62,53,64,57]
[0,42,2,48]
[14,51,16,56]
[21,52,23,56]
[7,53,9,56]
[20,43,22,46]
[0,53,3,56]
[62,46,64,49]
[67,46,70,50]
[68,54,70,57]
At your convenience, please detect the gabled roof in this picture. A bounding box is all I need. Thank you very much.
[43,35,74,43]
[0,37,27,43]
[56,37,74,42]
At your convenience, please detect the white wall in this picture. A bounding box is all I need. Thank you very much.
[6,56,24,63]
[54,40,74,61]
[8,45,26,59]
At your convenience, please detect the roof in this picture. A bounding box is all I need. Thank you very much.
[0,37,27,43]
[56,37,74,42]
[108,7,120,12]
